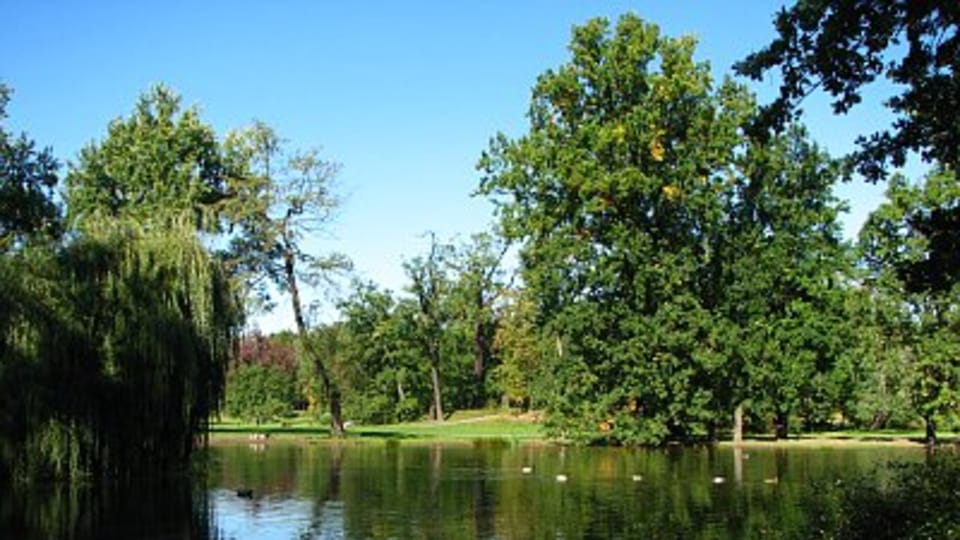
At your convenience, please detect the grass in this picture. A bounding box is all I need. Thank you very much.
[208,410,959,447]
[208,409,545,443]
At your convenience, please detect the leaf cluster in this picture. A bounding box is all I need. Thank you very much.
[736,1,960,180]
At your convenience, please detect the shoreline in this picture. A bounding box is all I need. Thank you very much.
[205,429,948,449]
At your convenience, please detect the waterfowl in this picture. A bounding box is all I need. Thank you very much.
[236,488,254,498]
[556,474,568,482]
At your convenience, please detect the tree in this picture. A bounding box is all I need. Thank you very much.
[859,169,960,444]
[736,1,960,182]
[1,85,241,480]
[337,282,427,423]
[718,126,850,439]
[66,85,232,230]
[227,332,304,416]
[478,15,756,443]
[0,83,60,250]
[224,121,351,437]
[405,234,456,421]
[449,231,510,407]
[0,219,239,480]
[834,284,914,430]
[491,287,545,409]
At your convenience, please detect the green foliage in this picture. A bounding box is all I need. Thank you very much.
[0,219,239,480]
[225,363,297,424]
[0,84,61,250]
[1,84,244,481]
[66,85,231,231]
[336,235,504,425]
[447,232,510,407]
[491,288,554,410]
[477,14,856,444]
[737,1,960,182]
[404,234,460,421]
[835,286,915,429]
[718,126,851,436]
[337,283,430,424]
[859,169,960,442]
[811,456,960,539]
[481,14,788,444]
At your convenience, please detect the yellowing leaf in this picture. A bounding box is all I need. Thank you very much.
[662,184,681,201]
[650,139,665,162]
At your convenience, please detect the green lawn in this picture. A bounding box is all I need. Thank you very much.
[208,411,959,446]
[208,410,545,443]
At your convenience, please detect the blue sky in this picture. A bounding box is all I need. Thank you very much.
[4,1,909,331]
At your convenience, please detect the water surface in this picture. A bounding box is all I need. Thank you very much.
[1,441,924,539]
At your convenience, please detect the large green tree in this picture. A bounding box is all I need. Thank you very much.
[224,121,351,436]
[478,15,756,443]
[834,283,914,430]
[66,85,232,230]
[491,287,547,410]
[337,283,428,423]
[1,85,242,481]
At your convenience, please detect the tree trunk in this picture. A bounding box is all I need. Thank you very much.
[733,403,744,445]
[430,361,444,422]
[285,251,344,437]
[473,316,487,408]
[925,415,937,446]
[774,411,789,440]
[733,446,744,485]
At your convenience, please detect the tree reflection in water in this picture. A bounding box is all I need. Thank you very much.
[0,442,926,539]
[0,476,217,540]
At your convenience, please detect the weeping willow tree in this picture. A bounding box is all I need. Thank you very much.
[0,217,239,481]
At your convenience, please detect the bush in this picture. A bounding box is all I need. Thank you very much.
[811,455,960,539]
[224,364,297,424]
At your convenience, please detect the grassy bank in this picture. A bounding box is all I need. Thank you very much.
[208,410,960,447]
[208,409,545,444]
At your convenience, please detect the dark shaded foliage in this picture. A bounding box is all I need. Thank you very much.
[0,222,239,481]
[0,84,60,250]
[737,1,960,181]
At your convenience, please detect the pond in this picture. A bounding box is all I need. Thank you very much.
[0,441,923,539]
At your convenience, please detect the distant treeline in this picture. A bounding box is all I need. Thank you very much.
[228,10,960,448]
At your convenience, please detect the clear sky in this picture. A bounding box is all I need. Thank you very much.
[4,1,910,332]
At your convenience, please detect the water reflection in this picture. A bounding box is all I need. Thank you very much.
[207,442,921,539]
[0,477,216,540]
[0,442,924,539]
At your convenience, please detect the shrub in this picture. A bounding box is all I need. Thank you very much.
[224,364,297,424]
